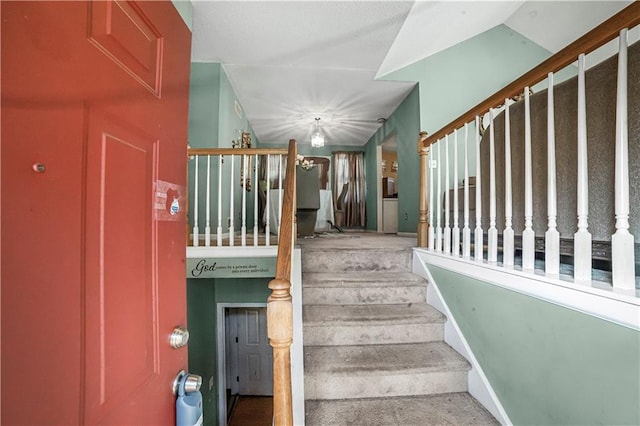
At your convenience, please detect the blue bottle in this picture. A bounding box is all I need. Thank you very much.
[176,374,203,426]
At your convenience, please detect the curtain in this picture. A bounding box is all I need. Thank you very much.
[259,155,288,189]
[332,151,366,227]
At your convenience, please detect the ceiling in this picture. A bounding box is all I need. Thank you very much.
[191,1,632,147]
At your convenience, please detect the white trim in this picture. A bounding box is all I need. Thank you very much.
[187,246,278,258]
[376,145,383,233]
[290,248,306,426]
[414,249,640,330]
[412,255,512,426]
[217,302,267,426]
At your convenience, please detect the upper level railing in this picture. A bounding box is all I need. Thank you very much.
[418,2,640,294]
[186,146,289,248]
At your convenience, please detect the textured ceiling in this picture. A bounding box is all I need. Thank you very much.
[191,1,632,147]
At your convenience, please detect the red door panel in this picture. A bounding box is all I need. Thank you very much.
[1,1,191,424]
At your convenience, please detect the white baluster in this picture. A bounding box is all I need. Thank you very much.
[229,154,235,246]
[436,139,443,252]
[265,155,271,246]
[254,154,259,247]
[278,155,283,237]
[474,116,483,261]
[522,87,535,270]
[503,99,515,267]
[444,135,451,253]
[192,155,199,247]
[612,29,635,291]
[217,155,223,246]
[488,108,498,262]
[462,123,471,258]
[545,74,560,275]
[205,155,211,247]
[429,144,435,250]
[574,55,592,281]
[452,130,460,256]
[241,155,248,246]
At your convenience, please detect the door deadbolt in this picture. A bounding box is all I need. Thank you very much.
[170,326,189,349]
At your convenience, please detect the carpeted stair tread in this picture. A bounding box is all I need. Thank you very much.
[302,271,426,287]
[302,247,412,273]
[305,393,500,426]
[304,341,469,376]
[303,303,444,326]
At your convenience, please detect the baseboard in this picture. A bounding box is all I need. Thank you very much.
[412,253,512,426]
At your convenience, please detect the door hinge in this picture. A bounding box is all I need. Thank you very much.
[236,376,239,382]
[235,337,238,343]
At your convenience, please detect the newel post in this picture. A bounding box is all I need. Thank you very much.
[267,278,293,425]
[417,131,430,247]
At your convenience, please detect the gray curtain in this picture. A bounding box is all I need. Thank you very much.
[332,151,366,227]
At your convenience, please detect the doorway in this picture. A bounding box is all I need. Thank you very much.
[217,304,273,425]
[380,135,399,234]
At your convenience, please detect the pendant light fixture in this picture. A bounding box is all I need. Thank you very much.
[311,117,325,148]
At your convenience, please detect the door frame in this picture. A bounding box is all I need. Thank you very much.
[216,302,267,426]
[376,144,383,232]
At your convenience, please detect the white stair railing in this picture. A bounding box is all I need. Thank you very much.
[187,147,289,248]
[419,7,639,296]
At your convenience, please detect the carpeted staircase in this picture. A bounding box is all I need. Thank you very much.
[301,244,498,425]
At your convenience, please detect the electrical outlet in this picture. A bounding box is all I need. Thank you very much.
[404,212,408,220]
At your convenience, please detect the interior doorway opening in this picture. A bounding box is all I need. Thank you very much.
[379,134,399,234]
[217,304,273,425]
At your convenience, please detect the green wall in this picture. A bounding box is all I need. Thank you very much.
[187,278,271,426]
[428,265,640,426]
[364,85,421,232]
[188,63,260,234]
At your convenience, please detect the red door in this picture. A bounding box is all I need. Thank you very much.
[1,1,191,424]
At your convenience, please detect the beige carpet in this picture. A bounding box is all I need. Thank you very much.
[228,396,273,426]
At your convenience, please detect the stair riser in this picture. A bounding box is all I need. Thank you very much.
[304,323,443,346]
[302,250,412,273]
[303,287,426,305]
[305,371,468,400]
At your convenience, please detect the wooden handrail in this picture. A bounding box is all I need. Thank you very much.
[267,139,296,426]
[423,1,640,148]
[187,147,288,156]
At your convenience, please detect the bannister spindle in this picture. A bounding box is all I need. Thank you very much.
[266,155,271,246]
[574,55,592,281]
[254,154,259,247]
[488,108,498,262]
[545,73,560,275]
[462,123,471,258]
[205,155,211,246]
[217,155,223,246]
[452,130,460,256]
[241,155,248,246]
[522,87,535,270]
[612,28,635,290]
[229,154,235,247]
[444,134,451,253]
[503,99,514,266]
[436,139,443,252]
[429,140,435,250]
[474,116,483,261]
[192,155,199,247]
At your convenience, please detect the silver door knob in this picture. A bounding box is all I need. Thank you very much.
[172,370,202,395]
[170,326,189,348]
